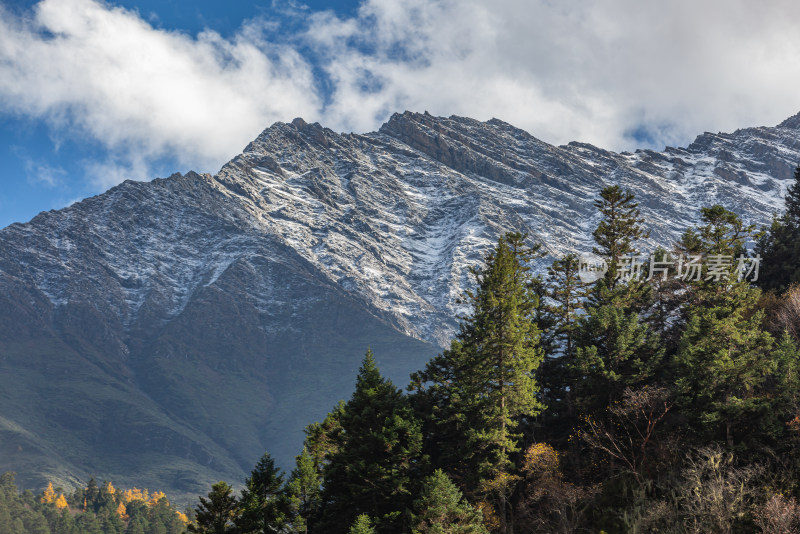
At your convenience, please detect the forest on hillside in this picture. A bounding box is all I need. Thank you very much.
[6,169,800,533]
[0,473,190,533]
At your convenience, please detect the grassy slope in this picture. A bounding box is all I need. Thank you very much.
[0,286,438,506]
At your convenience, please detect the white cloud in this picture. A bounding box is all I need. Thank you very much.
[309,0,800,150]
[28,161,67,187]
[11,146,67,187]
[83,156,150,188]
[2,0,800,192]
[0,0,321,187]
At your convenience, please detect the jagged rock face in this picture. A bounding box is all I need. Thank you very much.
[1,110,798,500]
[212,110,799,345]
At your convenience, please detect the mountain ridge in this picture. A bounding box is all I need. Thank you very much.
[1,110,799,500]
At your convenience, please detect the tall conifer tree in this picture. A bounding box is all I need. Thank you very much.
[673,206,779,447]
[411,232,544,534]
[592,185,650,288]
[285,447,322,533]
[574,187,663,414]
[188,482,238,534]
[236,452,289,534]
[320,350,424,533]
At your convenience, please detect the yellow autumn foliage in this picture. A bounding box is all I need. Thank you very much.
[40,482,56,504]
[120,487,170,507]
[38,479,179,520]
[522,442,561,479]
[148,491,167,506]
[122,487,149,503]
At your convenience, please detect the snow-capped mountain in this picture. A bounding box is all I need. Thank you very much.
[1,110,798,498]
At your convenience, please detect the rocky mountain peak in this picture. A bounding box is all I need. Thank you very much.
[3,110,800,499]
[778,111,800,130]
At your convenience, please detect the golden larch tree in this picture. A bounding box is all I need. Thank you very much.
[40,482,56,504]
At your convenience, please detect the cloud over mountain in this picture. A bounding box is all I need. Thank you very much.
[1,0,800,188]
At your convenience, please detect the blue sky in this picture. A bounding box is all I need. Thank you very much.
[2,0,800,229]
[0,0,361,227]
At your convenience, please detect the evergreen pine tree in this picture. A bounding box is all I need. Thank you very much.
[591,185,650,287]
[546,253,586,362]
[410,232,545,534]
[236,452,289,534]
[127,516,147,534]
[285,447,322,533]
[188,481,238,534]
[51,507,78,534]
[320,349,424,533]
[674,204,758,329]
[410,469,488,534]
[573,188,663,415]
[0,499,12,534]
[537,253,589,434]
[756,165,800,293]
[674,282,774,447]
[465,232,544,472]
[769,331,800,434]
[673,205,776,447]
[76,511,104,534]
[303,400,345,471]
[528,273,559,363]
[348,514,375,534]
[573,290,664,414]
[83,478,100,513]
[409,338,484,486]
[642,246,686,352]
[96,481,117,517]
[98,506,125,534]
[680,204,753,260]
[153,499,187,534]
